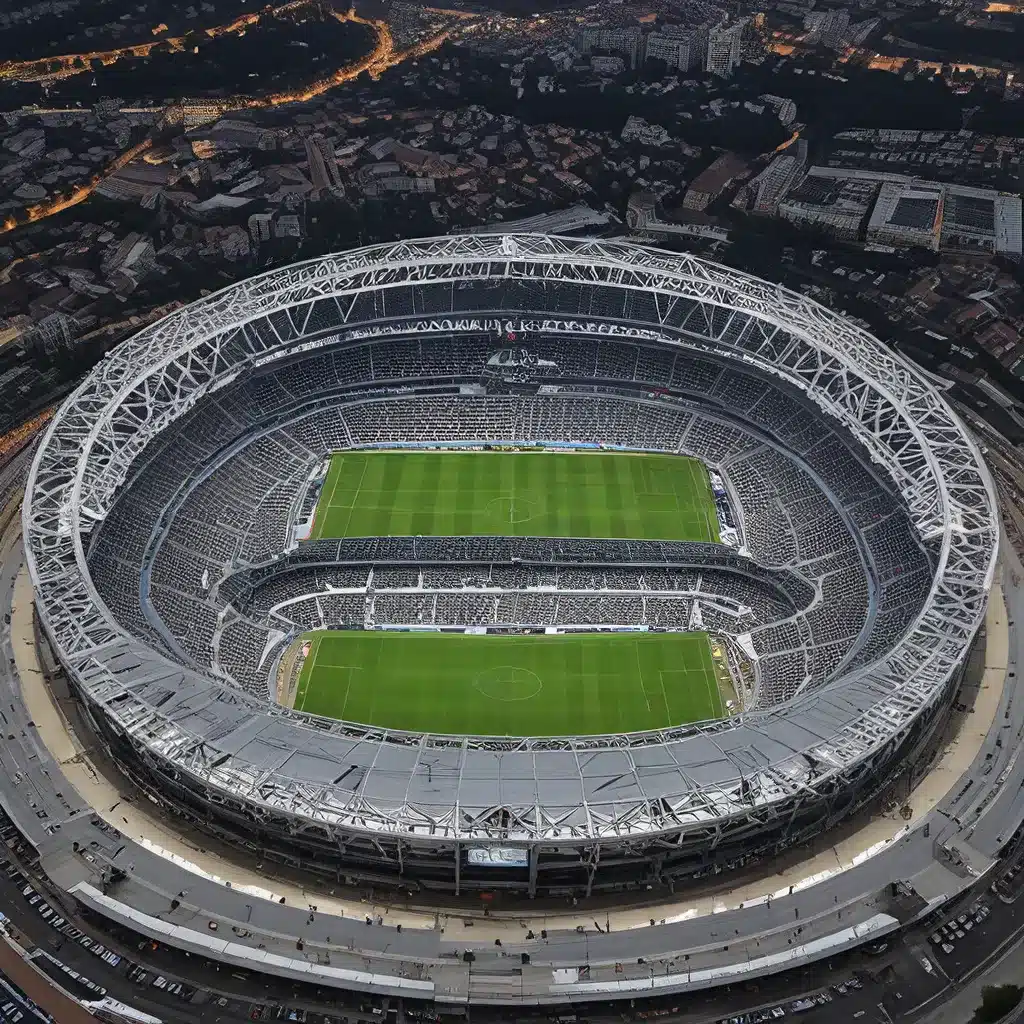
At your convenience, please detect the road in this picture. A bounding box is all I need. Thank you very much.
[0,0,334,84]
[0,4,451,236]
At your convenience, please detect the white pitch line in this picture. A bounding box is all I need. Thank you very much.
[317,456,348,538]
[341,455,371,537]
[703,639,722,718]
[635,640,653,715]
[297,637,318,713]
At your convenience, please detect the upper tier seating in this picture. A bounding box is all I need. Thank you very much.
[87,335,932,711]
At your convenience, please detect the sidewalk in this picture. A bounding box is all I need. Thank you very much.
[923,929,1024,1024]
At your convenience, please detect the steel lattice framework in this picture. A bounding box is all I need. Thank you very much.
[23,234,998,848]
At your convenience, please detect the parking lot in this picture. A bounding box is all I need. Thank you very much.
[714,974,868,1023]
[927,900,992,960]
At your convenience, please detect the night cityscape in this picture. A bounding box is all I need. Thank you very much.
[0,1,1023,1024]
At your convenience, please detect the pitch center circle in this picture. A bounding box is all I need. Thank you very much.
[483,495,539,524]
[472,666,543,702]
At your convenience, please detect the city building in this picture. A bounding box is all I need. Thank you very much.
[867,182,945,250]
[590,55,625,75]
[101,232,156,277]
[304,133,343,194]
[3,128,45,160]
[392,144,457,178]
[191,118,277,151]
[274,214,302,239]
[705,20,747,78]
[621,115,671,147]
[573,26,644,69]
[248,213,274,244]
[467,204,618,235]
[0,364,39,406]
[20,312,78,358]
[760,93,798,127]
[739,142,808,215]
[778,168,879,239]
[368,176,436,195]
[941,185,1023,259]
[0,318,24,349]
[683,152,749,210]
[627,192,729,240]
[803,8,851,48]
[94,163,169,202]
[975,320,1021,366]
[645,27,706,72]
[177,101,230,130]
[797,168,1023,257]
[848,16,880,43]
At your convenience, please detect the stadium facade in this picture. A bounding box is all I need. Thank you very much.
[23,234,998,899]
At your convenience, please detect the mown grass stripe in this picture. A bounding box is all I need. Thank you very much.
[294,630,722,735]
[312,450,718,543]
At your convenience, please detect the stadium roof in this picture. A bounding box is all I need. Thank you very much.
[22,234,998,844]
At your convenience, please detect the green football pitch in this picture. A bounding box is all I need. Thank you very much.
[294,630,724,735]
[309,450,719,543]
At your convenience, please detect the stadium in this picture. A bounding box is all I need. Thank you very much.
[23,232,998,912]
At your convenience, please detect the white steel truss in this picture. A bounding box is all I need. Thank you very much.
[22,234,998,844]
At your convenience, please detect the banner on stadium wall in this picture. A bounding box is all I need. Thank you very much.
[467,847,530,868]
[355,441,668,453]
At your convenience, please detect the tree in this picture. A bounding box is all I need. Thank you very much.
[973,984,1022,1023]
